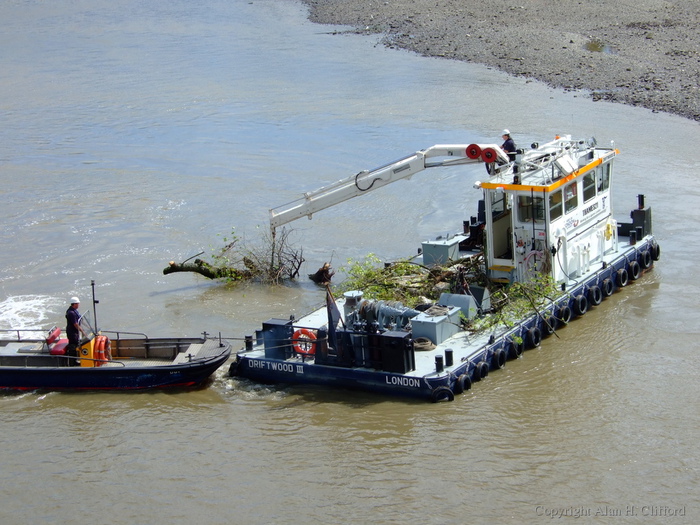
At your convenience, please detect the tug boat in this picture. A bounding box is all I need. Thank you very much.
[0,288,231,391]
[229,135,660,402]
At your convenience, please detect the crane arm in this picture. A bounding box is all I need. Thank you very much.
[269,143,507,231]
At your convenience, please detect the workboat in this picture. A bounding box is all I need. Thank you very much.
[229,135,660,402]
[0,287,231,391]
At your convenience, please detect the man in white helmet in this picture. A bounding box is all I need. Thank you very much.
[65,297,86,365]
[501,129,516,158]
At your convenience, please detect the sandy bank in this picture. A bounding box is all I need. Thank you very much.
[301,0,700,121]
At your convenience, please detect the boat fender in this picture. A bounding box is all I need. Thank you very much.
[651,243,661,261]
[542,315,557,336]
[475,361,489,381]
[453,374,472,394]
[588,285,603,306]
[629,260,641,280]
[602,278,614,297]
[616,268,629,287]
[292,328,317,356]
[526,326,542,348]
[430,385,455,403]
[573,294,588,316]
[639,250,652,269]
[557,304,572,325]
[492,348,506,369]
[507,339,523,359]
[228,360,239,377]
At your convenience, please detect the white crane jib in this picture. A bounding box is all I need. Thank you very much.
[269,143,508,231]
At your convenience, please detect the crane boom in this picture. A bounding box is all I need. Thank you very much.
[269,143,508,231]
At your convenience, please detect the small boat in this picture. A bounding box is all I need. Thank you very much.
[0,288,231,391]
[230,135,661,402]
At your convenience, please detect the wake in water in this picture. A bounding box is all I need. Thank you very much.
[0,295,60,334]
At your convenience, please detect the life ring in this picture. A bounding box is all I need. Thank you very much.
[507,339,523,359]
[542,315,557,336]
[104,337,112,362]
[629,260,641,281]
[588,285,603,306]
[639,250,652,269]
[616,268,629,288]
[557,304,572,325]
[651,243,661,261]
[602,278,614,297]
[453,374,472,394]
[292,328,317,356]
[94,336,105,366]
[573,294,588,316]
[492,349,507,369]
[430,385,455,402]
[526,326,542,348]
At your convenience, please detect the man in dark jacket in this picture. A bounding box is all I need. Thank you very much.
[65,297,86,365]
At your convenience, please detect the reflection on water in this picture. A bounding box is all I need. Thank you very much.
[1,0,699,523]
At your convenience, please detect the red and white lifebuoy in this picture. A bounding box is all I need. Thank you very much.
[292,328,317,356]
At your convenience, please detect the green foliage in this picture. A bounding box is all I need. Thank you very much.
[337,254,432,304]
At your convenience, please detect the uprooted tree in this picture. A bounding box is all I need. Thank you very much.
[163,227,307,284]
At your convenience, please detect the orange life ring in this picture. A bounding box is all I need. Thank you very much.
[292,328,317,356]
[94,335,111,366]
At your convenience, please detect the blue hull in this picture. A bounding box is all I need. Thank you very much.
[233,237,658,402]
[0,351,230,392]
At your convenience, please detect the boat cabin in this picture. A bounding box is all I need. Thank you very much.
[477,136,618,286]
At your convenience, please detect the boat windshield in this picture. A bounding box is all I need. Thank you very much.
[79,310,96,340]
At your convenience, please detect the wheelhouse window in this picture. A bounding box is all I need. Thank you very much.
[583,172,596,202]
[598,163,611,192]
[549,189,563,221]
[517,195,545,222]
[491,191,508,216]
[564,181,578,213]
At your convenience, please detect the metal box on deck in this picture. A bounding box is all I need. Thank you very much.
[410,306,461,345]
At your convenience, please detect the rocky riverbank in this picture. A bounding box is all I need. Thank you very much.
[301,0,700,121]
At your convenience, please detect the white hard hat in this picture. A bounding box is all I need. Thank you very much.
[502,129,511,136]
[70,296,80,304]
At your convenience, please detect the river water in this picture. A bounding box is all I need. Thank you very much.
[1,1,698,523]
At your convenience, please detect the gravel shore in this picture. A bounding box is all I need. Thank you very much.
[301,0,700,121]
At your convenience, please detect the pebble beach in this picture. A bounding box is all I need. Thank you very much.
[302,0,700,121]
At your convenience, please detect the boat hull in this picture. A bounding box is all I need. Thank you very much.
[0,338,231,392]
[232,236,658,402]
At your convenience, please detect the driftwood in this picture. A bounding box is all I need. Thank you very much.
[308,262,335,284]
[163,259,252,280]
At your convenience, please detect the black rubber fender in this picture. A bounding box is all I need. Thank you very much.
[453,374,472,394]
[492,348,507,369]
[573,294,588,316]
[557,304,573,324]
[639,249,652,269]
[629,260,641,280]
[475,361,489,381]
[542,315,557,336]
[526,326,542,348]
[431,385,455,402]
[651,242,661,261]
[588,285,603,306]
[507,339,524,359]
[228,359,239,377]
[616,268,629,288]
[602,278,614,297]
